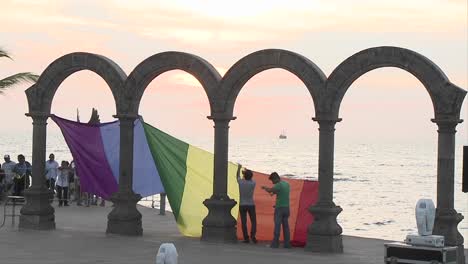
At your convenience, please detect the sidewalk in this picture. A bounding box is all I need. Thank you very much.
[0,203,464,264]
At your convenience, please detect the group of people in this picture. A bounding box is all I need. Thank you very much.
[44,153,76,206]
[0,154,32,197]
[44,153,105,207]
[236,164,291,248]
[0,153,105,207]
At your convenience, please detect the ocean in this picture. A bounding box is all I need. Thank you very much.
[0,130,467,244]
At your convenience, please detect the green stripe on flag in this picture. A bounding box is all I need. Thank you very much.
[142,123,189,220]
[143,122,240,237]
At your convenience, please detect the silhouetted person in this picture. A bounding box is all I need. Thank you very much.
[236,164,257,243]
[261,172,291,248]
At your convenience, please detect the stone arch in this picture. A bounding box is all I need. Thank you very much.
[309,46,467,254]
[21,52,126,231]
[202,49,327,243]
[323,46,466,120]
[219,49,327,116]
[25,52,126,114]
[122,52,221,116]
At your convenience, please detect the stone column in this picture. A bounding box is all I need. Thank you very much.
[19,113,55,230]
[431,118,465,264]
[106,115,142,236]
[306,117,343,253]
[201,115,237,242]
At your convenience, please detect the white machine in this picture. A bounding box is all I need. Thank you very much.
[405,199,444,247]
[415,198,435,236]
[156,243,178,264]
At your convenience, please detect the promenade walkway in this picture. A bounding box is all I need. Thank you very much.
[1,203,464,264]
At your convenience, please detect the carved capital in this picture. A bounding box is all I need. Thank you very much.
[208,113,236,122]
[313,117,342,132]
[431,118,463,133]
[26,112,50,125]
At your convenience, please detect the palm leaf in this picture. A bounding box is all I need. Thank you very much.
[0,48,12,60]
[0,72,39,92]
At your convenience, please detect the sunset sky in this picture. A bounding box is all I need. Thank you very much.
[0,0,467,145]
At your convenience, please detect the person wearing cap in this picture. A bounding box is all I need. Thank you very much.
[2,154,17,195]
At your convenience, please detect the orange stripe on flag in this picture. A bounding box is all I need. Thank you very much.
[236,171,308,243]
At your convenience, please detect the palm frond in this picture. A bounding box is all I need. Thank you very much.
[0,72,39,92]
[0,48,12,60]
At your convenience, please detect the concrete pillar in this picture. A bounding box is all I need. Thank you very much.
[107,115,142,236]
[19,113,55,230]
[201,115,237,243]
[431,119,465,264]
[306,117,343,253]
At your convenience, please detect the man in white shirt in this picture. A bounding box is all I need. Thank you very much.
[2,154,17,195]
[45,153,59,192]
[56,160,70,206]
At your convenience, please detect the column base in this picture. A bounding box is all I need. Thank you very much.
[433,208,464,246]
[19,186,55,230]
[106,191,142,236]
[433,209,465,264]
[306,203,343,253]
[306,234,343,253]
[201,197,237,243]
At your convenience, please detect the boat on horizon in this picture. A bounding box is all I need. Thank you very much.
[279,131,287,139]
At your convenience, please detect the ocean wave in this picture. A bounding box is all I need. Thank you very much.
[363,220,395,226]
[334,178,369,182]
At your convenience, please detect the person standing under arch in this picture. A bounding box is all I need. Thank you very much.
[56,160,70,206]
[236,164,257,243]
[262,172,291,248]
[45,153,58,193]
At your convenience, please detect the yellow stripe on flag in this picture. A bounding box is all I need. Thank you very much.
[178,146,240,237]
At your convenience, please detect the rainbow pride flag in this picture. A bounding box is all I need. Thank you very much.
[52,115,318,246]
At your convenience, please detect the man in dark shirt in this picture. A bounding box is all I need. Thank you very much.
[12,154,32,196]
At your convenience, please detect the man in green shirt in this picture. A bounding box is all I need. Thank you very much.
[261,172,291,248]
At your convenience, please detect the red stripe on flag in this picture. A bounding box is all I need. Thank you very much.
[236,171,315,246]
[291,180,319,247]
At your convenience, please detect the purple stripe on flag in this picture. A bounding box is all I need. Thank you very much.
[51,115,118,199]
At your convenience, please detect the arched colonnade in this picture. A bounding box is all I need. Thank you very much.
[22,47,466,259]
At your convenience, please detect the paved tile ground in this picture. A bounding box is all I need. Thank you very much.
[0,203,466,264]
